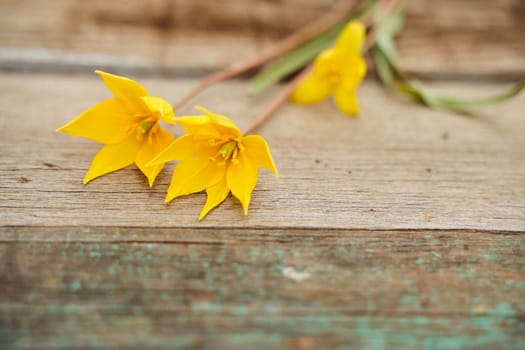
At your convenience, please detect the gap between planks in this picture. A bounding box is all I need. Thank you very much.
[0,226,524,243]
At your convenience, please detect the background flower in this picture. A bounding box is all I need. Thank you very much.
[290,20,367,116]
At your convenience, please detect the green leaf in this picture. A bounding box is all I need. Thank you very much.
[250,26,342,94]
[413,80,525,112]
[373,46,399,87]
[372,7,525,113]
[250,0,380,94]
[374,8,405,62]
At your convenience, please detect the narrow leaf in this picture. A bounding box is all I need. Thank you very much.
[250,26,342,94]
[372,7,524,113]
[414,80,525,112]
[250,0,380,94]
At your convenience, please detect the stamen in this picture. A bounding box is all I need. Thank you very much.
[132,115,159,143]
[218,141,237,159]
[148,123,159,144]
[138,120,155,134]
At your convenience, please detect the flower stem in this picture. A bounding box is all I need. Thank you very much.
[244,64,313,135]
[243,0,406,135]
[171,0,363,112]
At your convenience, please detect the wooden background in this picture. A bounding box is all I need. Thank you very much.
[1,0,524,349]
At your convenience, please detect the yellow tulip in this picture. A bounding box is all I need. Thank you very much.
[150,107,278,220]
[291,20,367,116]
[58,71,176,186]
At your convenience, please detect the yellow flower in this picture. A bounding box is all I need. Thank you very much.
[291,20,367,116]
[149,107,278,220]
[58,70,176,186]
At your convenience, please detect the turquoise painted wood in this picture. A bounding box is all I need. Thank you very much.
[1,227,524,349]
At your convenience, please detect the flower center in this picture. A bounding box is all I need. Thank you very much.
[317,50,347,87]
[219,141,237,159]
[138,119,155,134]
[324,60,345,85]
[133,114,159,143]
[327,71,342,85]
[209,138,243,165]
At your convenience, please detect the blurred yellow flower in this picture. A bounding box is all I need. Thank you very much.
[291,20,367,116]
[58,70,176,186]
[150,107,278,220]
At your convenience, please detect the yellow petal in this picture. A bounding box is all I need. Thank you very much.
[57,99,132,144]
[226,152,259,215]
[148,134,195,167]
[166,156,226,203]
[340,55,367,89]
[199,178,230,220]
[333,87,360,116]
[135,127,174,187]
[141,96,176,124]
[290,72,332,105]
[83,133,141,184]
[176,116,222,138]
[194,106,242,137]
[242,135,278,176]
[95,70,149,112]
[335,20,366,55]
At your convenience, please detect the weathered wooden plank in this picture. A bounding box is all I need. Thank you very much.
[0,0,523,76]
[1,73,524,230]
[398,0,525,77]
[0,226,524,349]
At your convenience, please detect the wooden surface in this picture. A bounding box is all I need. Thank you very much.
[1,75,524,349]
[1,227,524,349]
[1,75,525,230]
[1,0,525,349]
[0,0,524,77]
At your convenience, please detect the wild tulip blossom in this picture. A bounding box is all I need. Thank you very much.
[149,107,278,220]
[291,20,367,116]
[58,70,176,186]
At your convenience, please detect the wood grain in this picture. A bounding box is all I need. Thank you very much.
[1,1,524,344]
[1,226,524,349]
[0,0,523,77]
[1,73,524,230]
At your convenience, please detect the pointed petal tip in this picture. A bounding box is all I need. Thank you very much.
[83,170,99,185]
[199,206,211,221]
[240,199,250,216]
[94,69,107,77]
[165,191,177,204]
[194,105,208,114]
